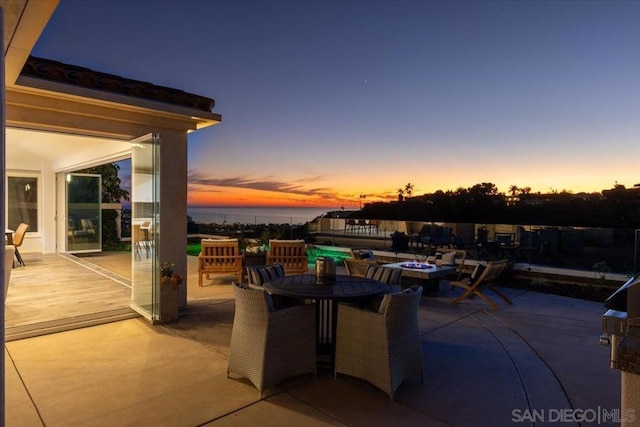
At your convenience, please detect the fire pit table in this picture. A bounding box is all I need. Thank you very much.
[383,261,456,292]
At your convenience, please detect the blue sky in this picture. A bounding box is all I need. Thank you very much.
[33,0,640,208]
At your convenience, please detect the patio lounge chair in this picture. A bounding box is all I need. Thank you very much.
[334,285,424,400]
[198,238,243,286]
[227,282,316,398]
[266,239,308,275]
[449,259,512,310]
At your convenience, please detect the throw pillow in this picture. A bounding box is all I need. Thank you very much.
[365,266,402,286]
[354,250,376,261]
[441,251,456,266]
[248,264,285,287]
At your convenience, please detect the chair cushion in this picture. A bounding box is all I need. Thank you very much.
[365,265,402,286]
[248,264,285,287]
[402,284,421,294]
[233,281,250,289]
[470,264,486,282]
[202,238,238,244]
[441,251,456,266]
[377,294,390,313]
[264,292,276,312]
[353,250,376,261]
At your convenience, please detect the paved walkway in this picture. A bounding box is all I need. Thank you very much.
[5,257,622,426]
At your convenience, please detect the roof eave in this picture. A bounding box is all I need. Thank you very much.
[15,74,221,129]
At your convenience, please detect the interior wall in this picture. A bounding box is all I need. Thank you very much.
[6,127,130,254]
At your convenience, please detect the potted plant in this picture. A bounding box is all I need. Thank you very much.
[159,261,183,323]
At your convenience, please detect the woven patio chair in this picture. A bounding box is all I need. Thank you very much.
[364,265,402,293]
[227,282,316,398]
[246,264,285,290]
[449,259,511,310]
[344,258,378,278]
[363,265,404,311]
[246,264,302,308]
[334,285,424,400]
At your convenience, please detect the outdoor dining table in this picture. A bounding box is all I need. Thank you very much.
[264,273,387,368]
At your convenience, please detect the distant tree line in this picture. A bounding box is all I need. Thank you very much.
[357,182,640,229]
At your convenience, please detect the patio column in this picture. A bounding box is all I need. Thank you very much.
[157,129,189,309]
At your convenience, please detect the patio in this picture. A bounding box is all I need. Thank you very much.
[4,252,622,426]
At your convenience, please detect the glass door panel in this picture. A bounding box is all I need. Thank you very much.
[66,173,102,253]
[130,134,160,321]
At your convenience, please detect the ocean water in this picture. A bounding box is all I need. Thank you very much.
[187,207,331,225]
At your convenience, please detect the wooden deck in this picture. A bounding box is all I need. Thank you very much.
[5,252,137,341]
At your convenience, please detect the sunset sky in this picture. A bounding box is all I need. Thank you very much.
[33,1,640,209]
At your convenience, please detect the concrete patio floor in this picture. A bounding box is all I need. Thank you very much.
[5,254,624,426]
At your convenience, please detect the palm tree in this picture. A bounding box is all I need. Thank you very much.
[509,185,519,197]
[404,182,414,197]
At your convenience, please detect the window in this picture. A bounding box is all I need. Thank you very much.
[7,176,38,232]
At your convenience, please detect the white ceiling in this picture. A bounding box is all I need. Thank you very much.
[6,127,131,172]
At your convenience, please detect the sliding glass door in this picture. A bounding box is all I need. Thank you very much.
[130,134,160,321]
[66,173,102,253]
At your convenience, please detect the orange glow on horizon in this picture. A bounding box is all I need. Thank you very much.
[187,186,371,209]
[187,176,630,209]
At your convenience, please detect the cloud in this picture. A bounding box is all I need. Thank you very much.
[188,171,336,198]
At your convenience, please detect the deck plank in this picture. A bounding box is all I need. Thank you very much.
[5,253,133,333]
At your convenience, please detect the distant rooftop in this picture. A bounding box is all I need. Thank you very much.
[21,56,215,112]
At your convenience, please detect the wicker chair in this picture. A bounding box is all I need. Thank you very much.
[266,239,308,275]
[227,282,316,397]
[246,264,285,290]
[334,285,424,400]
[344,258,378,278]
[364,265,402,293]
[246,264,301,308]
[198,238,243,286]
